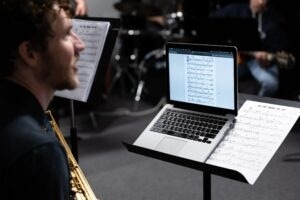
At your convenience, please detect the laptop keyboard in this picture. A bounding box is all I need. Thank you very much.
[150,109,227,144]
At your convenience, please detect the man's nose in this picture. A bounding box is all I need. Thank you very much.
[72,31,85,51]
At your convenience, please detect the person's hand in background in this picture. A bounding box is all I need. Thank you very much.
[75,0,87,16]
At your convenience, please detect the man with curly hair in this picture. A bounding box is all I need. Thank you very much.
[0,0,85,199]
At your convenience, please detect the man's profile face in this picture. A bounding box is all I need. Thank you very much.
[39,4,85,90]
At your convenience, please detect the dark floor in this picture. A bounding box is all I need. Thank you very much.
[54,91,300,200]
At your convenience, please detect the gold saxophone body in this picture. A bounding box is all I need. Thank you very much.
[46,110,99,200]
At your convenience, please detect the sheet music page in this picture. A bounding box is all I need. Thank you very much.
[55,19,110,102]
[206,100,300,184]
[185,55,216,105]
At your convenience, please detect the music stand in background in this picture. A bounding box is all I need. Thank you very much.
[54,17,120,161]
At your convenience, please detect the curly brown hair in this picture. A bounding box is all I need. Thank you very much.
[0,0,74,76]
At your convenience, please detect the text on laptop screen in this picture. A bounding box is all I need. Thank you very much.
[168,47,235,110]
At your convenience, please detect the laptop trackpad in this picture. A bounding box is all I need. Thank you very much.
[155,137,187,156]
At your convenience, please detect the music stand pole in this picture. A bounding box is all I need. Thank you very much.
[203,172,211,200]
[70,99,79,162]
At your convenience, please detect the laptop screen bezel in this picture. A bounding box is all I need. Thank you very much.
[166,42,238,116]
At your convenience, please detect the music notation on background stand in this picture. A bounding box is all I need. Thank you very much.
[55,19,110,102]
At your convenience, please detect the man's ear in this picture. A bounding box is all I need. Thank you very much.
[18,41,39,67]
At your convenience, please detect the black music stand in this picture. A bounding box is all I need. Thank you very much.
[122,142,248,200]
[80,17,121,105]
[123,93,300,200]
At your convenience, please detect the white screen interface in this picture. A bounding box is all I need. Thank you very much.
[169,48,235,110]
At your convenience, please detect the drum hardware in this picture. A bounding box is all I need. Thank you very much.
[106,37,138,96]
[108,22,167,98]
[134,48,166,103]
[108,56,137,92]
[114,1,162,17]
[134,80,144,102]
[163,11,185,41]
[110,1,168,100]
[165,11,184,28]
[121,29,142,36]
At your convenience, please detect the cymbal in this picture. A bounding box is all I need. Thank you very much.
[114,1,162,17]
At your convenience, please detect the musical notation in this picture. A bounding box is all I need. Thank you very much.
[55,19,110,102]
[206,100,300,184]
[185,55,216,105]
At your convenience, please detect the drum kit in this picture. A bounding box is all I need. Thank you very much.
[109,0,184,103]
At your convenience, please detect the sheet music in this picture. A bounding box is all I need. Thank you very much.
[185,55,216,105]
[206,100,300,184]
[55,19,110,102]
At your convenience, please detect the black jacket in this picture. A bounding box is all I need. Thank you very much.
[0,79,70,199]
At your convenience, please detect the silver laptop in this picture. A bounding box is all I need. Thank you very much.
[134,42,238,163]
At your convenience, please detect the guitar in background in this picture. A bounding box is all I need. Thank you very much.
[237,51,296,70]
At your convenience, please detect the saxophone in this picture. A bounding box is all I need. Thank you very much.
[46,110,99,200]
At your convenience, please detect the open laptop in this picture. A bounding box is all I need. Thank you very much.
[134,42,238,163]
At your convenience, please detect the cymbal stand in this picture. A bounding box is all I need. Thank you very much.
[107,35,138,96]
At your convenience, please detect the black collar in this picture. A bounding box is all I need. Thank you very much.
[0,79,46,127]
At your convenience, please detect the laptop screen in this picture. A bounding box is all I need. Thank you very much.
[166,42,237,115]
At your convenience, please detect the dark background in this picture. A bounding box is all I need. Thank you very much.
[182,0,300,100]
